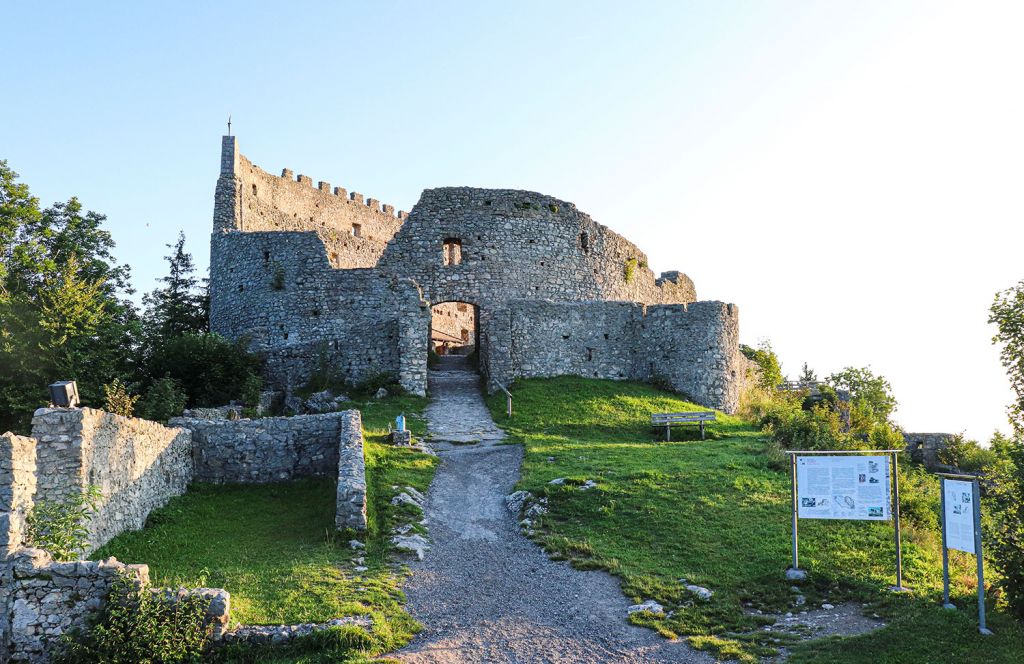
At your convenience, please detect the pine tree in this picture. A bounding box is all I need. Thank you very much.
[142,232,208,341]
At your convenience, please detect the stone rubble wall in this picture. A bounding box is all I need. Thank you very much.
[30,409,193,553]
[482,300,742,413]
[903,432,955,469]
[0,434,36,557]
[208,231,430,395]
[3,547,229,664]
[0,434,37,659]
[4,547,149,662]
[642,302,743,414]
[173,411,350,483]
[335,411,367,531]
[431,301,476,350]
[376,186,697,307]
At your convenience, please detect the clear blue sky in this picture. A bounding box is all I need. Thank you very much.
[3,2,1022,440]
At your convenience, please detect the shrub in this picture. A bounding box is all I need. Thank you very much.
[623,257,637,283]
[772,404,850,452]
[53,573,212,664]
[937,433,1000,474]
[147,333,263,408]
[987,437,1024,618]
[740,341,784,391]
[103,379,139,418]
[26,486,103,561]
[138,376,188,423]
[826,366,897,433]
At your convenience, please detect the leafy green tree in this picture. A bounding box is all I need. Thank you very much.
[826,366,897,432]
[990,280,1024,435]
[147,333,262,408]
[740,340,784,390]
[137,376,188,423]
[0,163,137,433]
[988,436,1024,618]
[142,232,207,342]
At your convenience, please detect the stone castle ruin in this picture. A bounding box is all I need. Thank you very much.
[210,136,743,412]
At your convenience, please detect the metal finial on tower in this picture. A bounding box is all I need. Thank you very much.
[227,114,232,136]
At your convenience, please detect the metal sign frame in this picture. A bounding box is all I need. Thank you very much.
[938,473,993,636]
[787,449,906,591]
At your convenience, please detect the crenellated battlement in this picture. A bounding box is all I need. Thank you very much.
[268,166,406,219]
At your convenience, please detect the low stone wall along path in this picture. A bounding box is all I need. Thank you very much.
[394,357,707,663]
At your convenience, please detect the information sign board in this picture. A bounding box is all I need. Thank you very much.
[796,455,891,521]
[943,479,976,554]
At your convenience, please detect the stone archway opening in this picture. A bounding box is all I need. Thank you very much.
[430,301,479,370]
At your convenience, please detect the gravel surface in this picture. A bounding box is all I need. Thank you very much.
[392,358,708,663]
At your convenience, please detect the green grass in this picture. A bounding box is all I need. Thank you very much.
[95,394,436,662]
[486,376,1024,662]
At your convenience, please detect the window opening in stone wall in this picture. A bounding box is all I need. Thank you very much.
[430,301,478,370]
[443,238,462,266]
[252,184,257,197]
[580,232,589,253]
[587,348,594,362]
[351,223,362,238]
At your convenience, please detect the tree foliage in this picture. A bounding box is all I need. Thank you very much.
[740,340,784,390]
[0,163,137,432]
[0,161,260,433]
[990,280,1024,435]
[142,232,207,342]
[26,485,103,561]
[147,333,262,408]
[826,366,897,432]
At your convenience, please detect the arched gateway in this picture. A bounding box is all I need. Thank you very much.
[209,136,743,412]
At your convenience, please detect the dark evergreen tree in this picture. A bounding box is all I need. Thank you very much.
[142,232,208,341]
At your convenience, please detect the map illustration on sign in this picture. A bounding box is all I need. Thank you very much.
[943,479,976,554]
[796,455,891,521]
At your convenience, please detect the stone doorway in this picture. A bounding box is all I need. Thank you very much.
[430,301,479,369]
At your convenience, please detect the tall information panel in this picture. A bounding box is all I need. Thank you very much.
[939,474,992,635]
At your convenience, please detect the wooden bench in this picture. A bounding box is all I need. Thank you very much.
[651,411,716,441]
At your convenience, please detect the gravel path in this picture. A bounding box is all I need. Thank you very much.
[392,357,708,664]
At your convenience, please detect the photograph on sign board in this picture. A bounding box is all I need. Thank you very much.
[796,455,891,521]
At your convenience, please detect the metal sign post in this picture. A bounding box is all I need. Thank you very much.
[787,449,905,590]
[938,473,993,635]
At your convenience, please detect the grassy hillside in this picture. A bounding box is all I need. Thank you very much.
[486,377,1024,662]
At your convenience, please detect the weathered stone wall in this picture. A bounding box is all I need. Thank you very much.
[904,432,955,469]
[481,300,742,413]
[376,187,697,307]
[642,302,743,414]
[3,548,149,662]
[208,231,430,395]
[175,412,346,483]
[30,409,193,553]
[173,410,368,530]
[431,301,476,351]
[0,433,37,660]
[214,136,405,269]
[335,411,367,531]
[0,434,36,556]
[2,547,229,664]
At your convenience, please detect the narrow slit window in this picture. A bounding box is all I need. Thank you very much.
[351,223,362,237]
[443,238,462,265]
[580,231,589,253]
